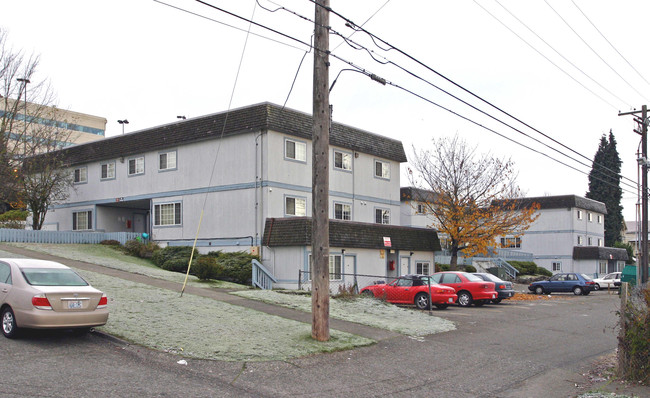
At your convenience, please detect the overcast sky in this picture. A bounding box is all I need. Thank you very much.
[4,0,649,221]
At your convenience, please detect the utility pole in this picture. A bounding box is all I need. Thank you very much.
[311,0,330,341]
[619,105,649,284]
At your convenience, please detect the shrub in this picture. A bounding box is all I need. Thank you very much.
[124,239,159,259]
[192,256,221,281]
[151,246,197,267]
[536,267,553,277]
[209,251,257,285]
[510,261,537,275]
[0,209,28,221]
[100,239,121,246]
[436,263,450,272]
[161,258,192,273]
[465,265,477,273]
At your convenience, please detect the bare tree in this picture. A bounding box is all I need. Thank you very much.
[408,135,539,269]
[0,28,74,229]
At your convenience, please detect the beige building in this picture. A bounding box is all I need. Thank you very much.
[1,97,106,148]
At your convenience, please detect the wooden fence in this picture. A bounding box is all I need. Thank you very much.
[0,228,142,245]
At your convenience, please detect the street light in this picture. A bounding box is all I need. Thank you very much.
[177,116,186,120]
[117,119,129,134]
[17,78,30,142]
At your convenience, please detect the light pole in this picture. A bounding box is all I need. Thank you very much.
[117,119,129,134]
[16,78,30,142]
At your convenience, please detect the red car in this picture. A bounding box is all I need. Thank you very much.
[360,274,457,309]
[431,271,498,307]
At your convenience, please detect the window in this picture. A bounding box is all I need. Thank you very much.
[552,262,562,271]
[154,202,181,226]
[0,263,12,285]
[588,212,593,222]
[416,203,426,214]
[308,254,342,280]
[128,156,144,175]
[577,236,583,245]
[334,202,351,220]
[334,150,352,171]
[598,261,608,274]
[285,138,306,162]
[159,150,177,171]
[101,162,115,180]
[73,211,92,230]
[416,261,430,274]
[577,210,583,220]
[374,160,390,179]
[588,237,592,245]
[500,236,521,248]
[375,208,390,224]
[285,196,306,216]
[597,215,602,223]
[598,238,602,247]
[73,167,87,183]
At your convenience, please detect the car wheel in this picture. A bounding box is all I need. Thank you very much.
[492,298,503,304]
[593,284,600,291]
[534,286,545,295]
[415,293,430,310]
[361,290,374,298]
[583,291,591,296]
[1,307,19,339]
[434,304,448,309]
[473,300,485,307]
[573,286,584,295]
[457,291,473,307]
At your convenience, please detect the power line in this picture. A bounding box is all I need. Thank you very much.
[543,0,649,102]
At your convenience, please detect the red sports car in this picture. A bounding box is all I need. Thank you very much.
[431,271,498,307]
[360,274,457,309]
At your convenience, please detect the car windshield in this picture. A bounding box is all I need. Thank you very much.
[21,268,88,286]
[579,273,593,281]
[462,273,483,282]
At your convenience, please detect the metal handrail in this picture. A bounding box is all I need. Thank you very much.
[251,259,277,290]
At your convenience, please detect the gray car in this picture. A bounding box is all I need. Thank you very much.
[473,272,515,303]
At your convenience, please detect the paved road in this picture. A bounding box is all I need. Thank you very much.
[0,245,636,397]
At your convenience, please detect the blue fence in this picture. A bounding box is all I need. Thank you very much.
[252,259,277,290]
[0,229,142,245]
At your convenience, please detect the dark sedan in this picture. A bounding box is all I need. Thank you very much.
[528,272,596,296]
[473,273,515,303]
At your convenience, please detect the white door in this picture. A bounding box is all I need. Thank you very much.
[400,256,410,275]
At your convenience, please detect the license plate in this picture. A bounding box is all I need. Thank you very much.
[67,300,82,309]
[508,292,512,297]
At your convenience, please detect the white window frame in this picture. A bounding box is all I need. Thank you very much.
[73,167,87,184]
[597,215,602,223]
[334,202,351,220]
[128,156,145,176]
[588,237,592,245]
[577,210,583,220]
[159,150,177,171]
[285,196,307,217]
[72,210,92,231]
[333,150,352,172]
[588,212,593,222]
[100,162,115,180]
[598,260,607,274]
[154,202,181,226]
[375,208,390,224]
[500,236,521,248]
[598,238,602,247]
[416,261,430,275]
[374,159,390,179]
[577,235,584,245]
[308,254,342,281]
[284,138,307,162]
[552,262,562,272]
[416,203,426,214]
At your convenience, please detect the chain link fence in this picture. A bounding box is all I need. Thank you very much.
[298,270,391,295]
[617,282,649,383]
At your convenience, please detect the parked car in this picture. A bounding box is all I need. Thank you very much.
[592,272,621,290]
[360,274,457,309]
[430,271,498,307]
[0,258,109,338]
[472,273,515,303]
[528,272,595,296]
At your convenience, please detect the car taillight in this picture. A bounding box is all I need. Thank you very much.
[499,284,506,289]
[32,294,52,310]
[97,294,108,309]
[586,281,594,285]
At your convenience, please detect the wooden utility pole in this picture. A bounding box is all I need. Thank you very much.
[619,105,649,284]
[311,0,330,341]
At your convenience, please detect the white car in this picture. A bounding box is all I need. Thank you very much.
[592,272,621,290]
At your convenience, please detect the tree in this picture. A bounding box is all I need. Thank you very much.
[586,130,623,246]
[408,135,539,269]
[0,28,74,229]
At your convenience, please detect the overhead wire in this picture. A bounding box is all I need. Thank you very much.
[543,0,650,102]
[186,0,636,195]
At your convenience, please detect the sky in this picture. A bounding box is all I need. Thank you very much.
[3,0,650,221]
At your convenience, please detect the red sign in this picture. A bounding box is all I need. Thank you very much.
[383,237,392,247]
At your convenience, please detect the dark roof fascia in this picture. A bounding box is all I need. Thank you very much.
[37,102,407,167]
[493,195,607,214]
[572,246,628,261]
[262,217,441,251]
[400,187,437,203]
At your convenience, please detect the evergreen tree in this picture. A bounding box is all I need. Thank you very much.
[586,130,623,246]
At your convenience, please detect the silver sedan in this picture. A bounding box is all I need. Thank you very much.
[1,258,108,338]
